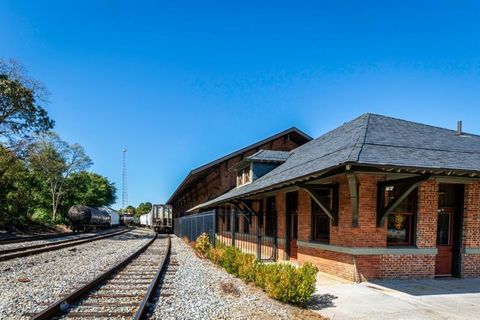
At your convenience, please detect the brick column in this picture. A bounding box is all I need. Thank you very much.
[298,189,312,242]
[463,181,480,248]
[416,179,438,248]
[276,192,286,239]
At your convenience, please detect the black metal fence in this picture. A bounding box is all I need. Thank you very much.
[216,209,277,261]
[174,210,216,244]
[175,209,277,261]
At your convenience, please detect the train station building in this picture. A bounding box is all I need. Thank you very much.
[171,113,480,282]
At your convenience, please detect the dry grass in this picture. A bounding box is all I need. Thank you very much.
[219,280,240,296]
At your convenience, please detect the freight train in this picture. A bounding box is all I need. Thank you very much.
[67,205,120,232]
[139,204,172,233]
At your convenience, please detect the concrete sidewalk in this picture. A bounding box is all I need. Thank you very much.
[309,273,480,320]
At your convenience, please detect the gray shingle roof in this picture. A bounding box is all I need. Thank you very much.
[190,113,480,211]
[247,150,291,163]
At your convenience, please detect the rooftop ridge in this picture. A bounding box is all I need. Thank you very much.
[365,112,480,138]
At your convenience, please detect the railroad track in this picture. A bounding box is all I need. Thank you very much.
[0,232,72,245]
[0,228,131,262]
[31,234,171,320]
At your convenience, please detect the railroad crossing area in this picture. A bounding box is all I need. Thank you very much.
[0,228,322,320]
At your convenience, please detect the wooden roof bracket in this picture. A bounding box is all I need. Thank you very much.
[230,200,260,222]
[299,184,339,226]
[376,174,431,227]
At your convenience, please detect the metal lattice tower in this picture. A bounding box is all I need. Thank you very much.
[122,147,128,208]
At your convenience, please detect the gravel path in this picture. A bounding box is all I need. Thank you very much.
[149,236,325,320]
[0,228,154,319]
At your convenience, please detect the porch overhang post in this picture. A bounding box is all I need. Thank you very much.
[347,173,359,227]
[257,208,263,260]
[300,184,338,226]
[231,207,236,247]
[376,174,431,227]
[212,209,217,247]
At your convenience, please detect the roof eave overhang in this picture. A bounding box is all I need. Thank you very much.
[187,162,480,211]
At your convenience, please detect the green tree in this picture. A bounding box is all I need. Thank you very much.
[0,146,37,226]
[125,205,136,215]
[29,132,92,221]
[64,171,117,208]
[0,58,54,153]
[136,202,152,216]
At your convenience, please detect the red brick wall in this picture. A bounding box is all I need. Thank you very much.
[379,255,436,279]
[463,181,480,248]
[330,174,386,247]
[298,189,311,242]
[417,179,438,248]
[296,175,447,281]
[463,255,480,277]
[298,246,357,281]
[462,181,480,277]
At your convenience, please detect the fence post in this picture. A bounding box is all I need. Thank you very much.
[231,208,236,247]
[257,210,263,261]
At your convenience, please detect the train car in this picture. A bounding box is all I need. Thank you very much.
[151,204,172,233]
[120,214,135,226]
[139,212,152,227]
[68,205,111,232]
[99,207,120,226]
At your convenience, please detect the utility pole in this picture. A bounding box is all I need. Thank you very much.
[122,147,128,209]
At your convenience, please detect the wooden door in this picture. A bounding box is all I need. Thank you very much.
[290,213,298,259]
[286,192,298,260]
[435,207,454,276]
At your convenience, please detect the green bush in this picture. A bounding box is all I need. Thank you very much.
[31,208,52,224]
[237,253,256,283]
[219,245,243,275]
[193,234,319,305]
[264,262,319,305]
[194,233,212,256]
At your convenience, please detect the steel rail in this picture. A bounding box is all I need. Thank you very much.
[133,235,171,320]
[0,232,72,245]
[0,228,131,262]
[30,232,170,320]
[0,228,128,255]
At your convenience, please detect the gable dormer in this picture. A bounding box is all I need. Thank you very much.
[235,150,291,188]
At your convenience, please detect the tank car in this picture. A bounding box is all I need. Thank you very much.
[67,205,112,232]
[99,207,120,226]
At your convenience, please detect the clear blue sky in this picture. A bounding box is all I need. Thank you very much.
[1,1,479,209]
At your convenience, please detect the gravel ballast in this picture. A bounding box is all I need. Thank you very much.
[149,236,325,320]
[0,228,154,319]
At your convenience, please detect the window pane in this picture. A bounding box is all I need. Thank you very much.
[387,214,411,244]
[314,214,330,241]
[437,213,451,245]
[385,186,417,213]
[312,201,330,242]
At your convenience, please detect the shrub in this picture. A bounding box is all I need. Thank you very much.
[31,208,51,224]
[197,239,319,305]
[195,233,212,256]
[208,246,225,265]
[237,253,256,283]
[182,236,190,244]
[219,245,243,275]
[264,262,319,305]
